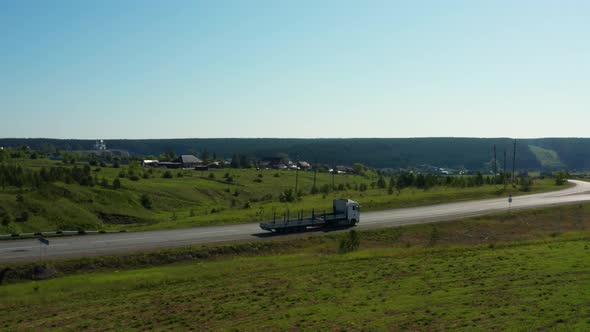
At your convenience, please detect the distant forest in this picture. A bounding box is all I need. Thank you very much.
[0,138,587,171]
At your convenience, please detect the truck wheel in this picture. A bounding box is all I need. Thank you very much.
[350,219,357,226]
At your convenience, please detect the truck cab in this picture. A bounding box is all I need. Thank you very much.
[332,198,360,226]
[347,201,360,225]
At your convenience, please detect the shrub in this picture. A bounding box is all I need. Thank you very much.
[112,178,121,189]
[129,175,140,181]
[16,211,29,222]
[140,194,152,209]
[359,183,368,192]
[162,171,173,179]
[258,193,273,201]
[428,226,440,246]
[377,176,386,189]
[519,177,533,192]
[279,188,296,202]
[1,214,11,226]
[339,230,360,254]
[208,173,215,179]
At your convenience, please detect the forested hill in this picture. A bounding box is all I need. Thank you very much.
[1,138,588,170]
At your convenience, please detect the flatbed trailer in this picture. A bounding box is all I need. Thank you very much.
[259,199,360,233]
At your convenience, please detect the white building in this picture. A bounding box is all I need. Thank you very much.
[94,139,107,150]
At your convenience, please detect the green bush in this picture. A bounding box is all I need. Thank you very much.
[339,230,360,254]
[140,194,152,209]
[359,183,368,192]
[279,188,296,202]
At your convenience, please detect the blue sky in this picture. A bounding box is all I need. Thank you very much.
[1,0,589,139]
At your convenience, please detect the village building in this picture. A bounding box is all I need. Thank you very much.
[179,155,203,169]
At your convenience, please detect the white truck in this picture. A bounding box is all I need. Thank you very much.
[259,198,360,233]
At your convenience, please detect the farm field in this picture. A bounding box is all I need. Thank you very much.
[2,203,590,331]
[0,158,568,234]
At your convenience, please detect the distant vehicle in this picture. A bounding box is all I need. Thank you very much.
[260,199,360,233]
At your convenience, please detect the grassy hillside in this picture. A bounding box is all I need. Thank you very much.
[0,158,565,234]
[3,203,590,331]
[529,145,565,169]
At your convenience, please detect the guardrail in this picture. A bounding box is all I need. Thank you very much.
[0,230,127,240]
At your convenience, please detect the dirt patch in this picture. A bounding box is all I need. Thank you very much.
[97,212,151,225]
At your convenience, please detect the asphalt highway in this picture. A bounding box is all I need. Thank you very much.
[2,180,590,263]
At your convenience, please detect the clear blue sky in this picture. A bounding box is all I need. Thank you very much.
[1,0,589,139]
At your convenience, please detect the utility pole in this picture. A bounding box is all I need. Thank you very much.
[503,149,507,191]
[512,139,517,183]
[493,145,497,184]
[294,156,299,194]
[332,161,335,189]
[312,157,318,191]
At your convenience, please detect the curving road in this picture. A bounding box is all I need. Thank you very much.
[2,180,590,263]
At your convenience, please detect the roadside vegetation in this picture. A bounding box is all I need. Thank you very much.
[0,147,571,234]
[2,203,590,330]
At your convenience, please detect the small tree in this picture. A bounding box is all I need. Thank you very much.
[377,176,386,189]
[112,178,121,190]
[555,171,569,185]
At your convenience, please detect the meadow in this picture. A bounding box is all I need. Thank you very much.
[2,203,590,331]
[0,158,567,234]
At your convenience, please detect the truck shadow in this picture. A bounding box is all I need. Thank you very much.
[251,225,356,238]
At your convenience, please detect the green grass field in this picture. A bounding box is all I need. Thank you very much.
[0,158,568,234]
[2,203,590,331]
